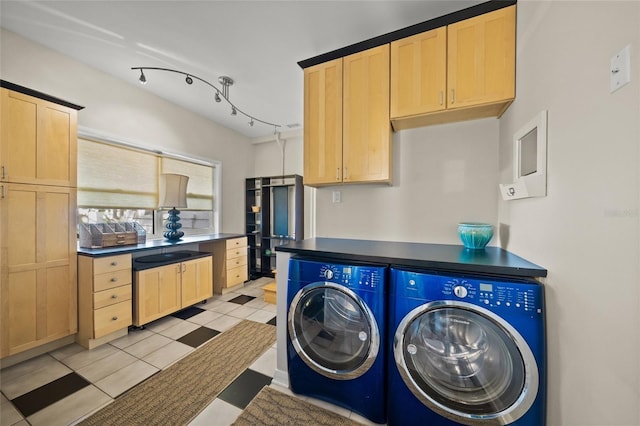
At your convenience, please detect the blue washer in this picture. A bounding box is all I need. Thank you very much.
[287,257,387,424]
[388,267,546,426]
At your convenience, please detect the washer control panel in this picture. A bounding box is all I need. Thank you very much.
[317,264,383,289]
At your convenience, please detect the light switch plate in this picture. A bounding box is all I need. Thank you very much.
[610,44,631,93]
[332,191,341,203]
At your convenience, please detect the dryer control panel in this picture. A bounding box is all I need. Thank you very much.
[444,278,542,314]
[393,269,543,315]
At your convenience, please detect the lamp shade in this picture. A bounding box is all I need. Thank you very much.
[159,173,189,208]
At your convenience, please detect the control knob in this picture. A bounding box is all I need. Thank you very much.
[453,285,468,298]
[324,269,334,279]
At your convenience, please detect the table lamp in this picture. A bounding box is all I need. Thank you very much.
[159,173,189,241]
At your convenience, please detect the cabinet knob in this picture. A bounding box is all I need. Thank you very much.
[112,316,118,321]
[111,294,118,299]
[111,262,117,266]
[110,277,118,282]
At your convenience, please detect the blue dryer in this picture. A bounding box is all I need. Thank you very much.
[287,257,387,424]
[388,268,546,426]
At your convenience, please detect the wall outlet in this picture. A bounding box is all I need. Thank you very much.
[332,191,341,203]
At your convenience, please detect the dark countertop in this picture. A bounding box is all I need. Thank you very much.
[275,238,547,278]
[78,233,245,257]
[132,250,213,271]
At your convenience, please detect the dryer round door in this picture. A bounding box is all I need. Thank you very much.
[288,282,380,380]
[394,300,538,425]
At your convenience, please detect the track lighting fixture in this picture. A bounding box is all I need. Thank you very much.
[131,66,281,130]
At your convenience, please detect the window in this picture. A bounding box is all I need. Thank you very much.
[77,137,218,237]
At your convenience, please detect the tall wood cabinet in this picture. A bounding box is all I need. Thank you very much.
[390,5,516,130]
[0,82,82,358]
[304,45,391,187]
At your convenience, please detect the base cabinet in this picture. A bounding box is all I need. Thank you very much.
[200,237,247,294]
[77,254,132,349]
[133,256,212,326]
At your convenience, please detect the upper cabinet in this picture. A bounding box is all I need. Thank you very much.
[303,58,343,186]
[391,5,516,130]
[1,88,78,187]
[304,45,391,187]
[390,27,448,119]
[343,45,391,185]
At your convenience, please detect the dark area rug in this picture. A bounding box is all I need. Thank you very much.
[233,386,363,426]
[79,320,276,426]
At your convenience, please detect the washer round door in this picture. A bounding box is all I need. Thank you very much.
[288,282,380,380]
[394,300,538,425]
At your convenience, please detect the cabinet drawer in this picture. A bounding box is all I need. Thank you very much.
[94,285,132,310]
[94,254,132,275]
[227,264,248,287]
[94,269,132,292]
[226,254,248,270]
[94,301,132,339]
[226,247,246,260]
[225,237,247,251]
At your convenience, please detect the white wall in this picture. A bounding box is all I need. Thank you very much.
[498,1,640,425]
[315,118,500,244]
[0,28,253,234]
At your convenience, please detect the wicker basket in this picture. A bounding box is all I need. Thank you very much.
[79,222,146,248]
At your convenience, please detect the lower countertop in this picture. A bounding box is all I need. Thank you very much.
[275,237,547,278]
[78,233,246,257]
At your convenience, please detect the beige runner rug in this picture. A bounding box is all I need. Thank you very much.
[233,386,363,426]
[80,320,276,426]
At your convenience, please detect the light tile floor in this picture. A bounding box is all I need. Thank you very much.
[0,278,379,426]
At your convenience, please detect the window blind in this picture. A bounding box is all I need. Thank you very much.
[77,138,158,208]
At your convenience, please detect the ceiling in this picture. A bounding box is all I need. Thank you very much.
[1,0,484,139]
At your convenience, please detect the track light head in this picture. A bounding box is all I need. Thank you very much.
[231,106,237,116]
[139,70,147,84]
[185,75,193,85]
[249,119,254,127]
[215,92,221,103]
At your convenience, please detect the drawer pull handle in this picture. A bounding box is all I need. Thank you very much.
[111,294,118,299]
[111,262,117,266]
[111,277,118,282]
[112,316,118,321]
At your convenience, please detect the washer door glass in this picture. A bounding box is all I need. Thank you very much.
[289,283,378,380]
[400,306,525,416]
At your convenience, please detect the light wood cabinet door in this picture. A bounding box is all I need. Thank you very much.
[0,183,77,357]
[303,58,343,186]
[134,264,181,326]
[390,27,447,118]
[343,44,391,184]
[181,256,213,308]
[0,88,77,187]
[447,5,515,109]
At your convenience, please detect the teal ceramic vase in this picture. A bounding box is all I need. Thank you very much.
[458,223,493,249]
